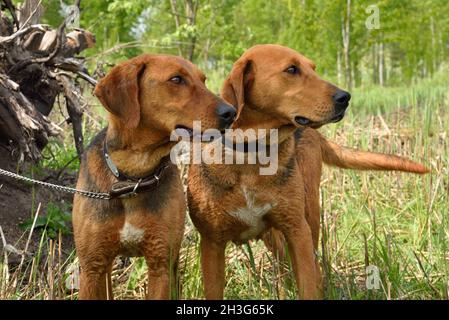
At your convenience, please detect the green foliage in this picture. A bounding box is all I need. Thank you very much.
[54,0,447,88]
[35,0,449,88]
[41,138,79,171]
[20,202,72,239]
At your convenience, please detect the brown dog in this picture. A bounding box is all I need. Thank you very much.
[187,44,428,299]
[72,54,235,300]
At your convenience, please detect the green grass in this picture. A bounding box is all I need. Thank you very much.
[1,72,447,300]
[317,72,448,299]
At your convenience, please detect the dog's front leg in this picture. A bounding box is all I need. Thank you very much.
[145,264,172,300]
[278,216,318,300]
[145,246,179,300]
[75,231,116,300]
[78,263,113,300]
[200,236,226,299]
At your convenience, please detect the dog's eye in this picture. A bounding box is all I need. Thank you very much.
[170,76,185,84]
[285,65,299,75]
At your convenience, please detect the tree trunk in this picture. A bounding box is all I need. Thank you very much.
[378,41,384,87]
[372,43,378,84]
[185,0,198,61]
[430,16,436,75]
[169,0,198,61]
[169,0,184,57]
[337,50,342,86]
[341,0,352,89]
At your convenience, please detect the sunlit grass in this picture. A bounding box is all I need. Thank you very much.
[1,73,447,300]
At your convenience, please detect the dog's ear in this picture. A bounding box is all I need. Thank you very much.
[94,57,147,129]
[220,58,254,120]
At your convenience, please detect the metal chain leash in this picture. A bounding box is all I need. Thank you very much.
[0,168,110,200]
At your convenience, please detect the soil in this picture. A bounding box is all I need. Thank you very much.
[0,148,77,266]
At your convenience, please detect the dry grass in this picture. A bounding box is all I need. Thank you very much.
[0,72,448,300]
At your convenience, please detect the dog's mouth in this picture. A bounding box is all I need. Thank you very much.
[329,112,345,123]
[294,112,345,128]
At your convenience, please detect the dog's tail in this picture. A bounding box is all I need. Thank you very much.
[319,135,429,174]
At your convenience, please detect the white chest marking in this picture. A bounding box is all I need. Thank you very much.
[120,222,144,246]
[228,186,276,240]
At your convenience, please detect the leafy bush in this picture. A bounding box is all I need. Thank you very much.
[20,202,72,239]
[40,139,79,171]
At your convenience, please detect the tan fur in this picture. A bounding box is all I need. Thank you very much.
[319,135,429,173]
[188,44,348,300]
[73,54,233,300]
[187,44,428,300]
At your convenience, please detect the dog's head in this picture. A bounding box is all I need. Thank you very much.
[221,44,350,131]
[95,54,236,137]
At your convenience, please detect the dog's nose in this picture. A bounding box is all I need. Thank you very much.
[332,89,351,113]
[216,102,236,127]
[333,89,351,105]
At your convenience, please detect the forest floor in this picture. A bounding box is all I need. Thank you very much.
[0,72,448,300]
[0,152,75,267]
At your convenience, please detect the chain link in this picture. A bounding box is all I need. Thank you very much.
[0,168,110,200]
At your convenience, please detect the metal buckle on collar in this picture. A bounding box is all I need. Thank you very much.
[153,166,165,186]
[117,179,143,199]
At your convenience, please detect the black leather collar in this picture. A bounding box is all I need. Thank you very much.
[221,136,271,154]
[103,139,170,199]
[220,128,304,153]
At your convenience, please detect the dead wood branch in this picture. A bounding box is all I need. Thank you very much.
[56,73,84,158]
[0,0,95,162]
